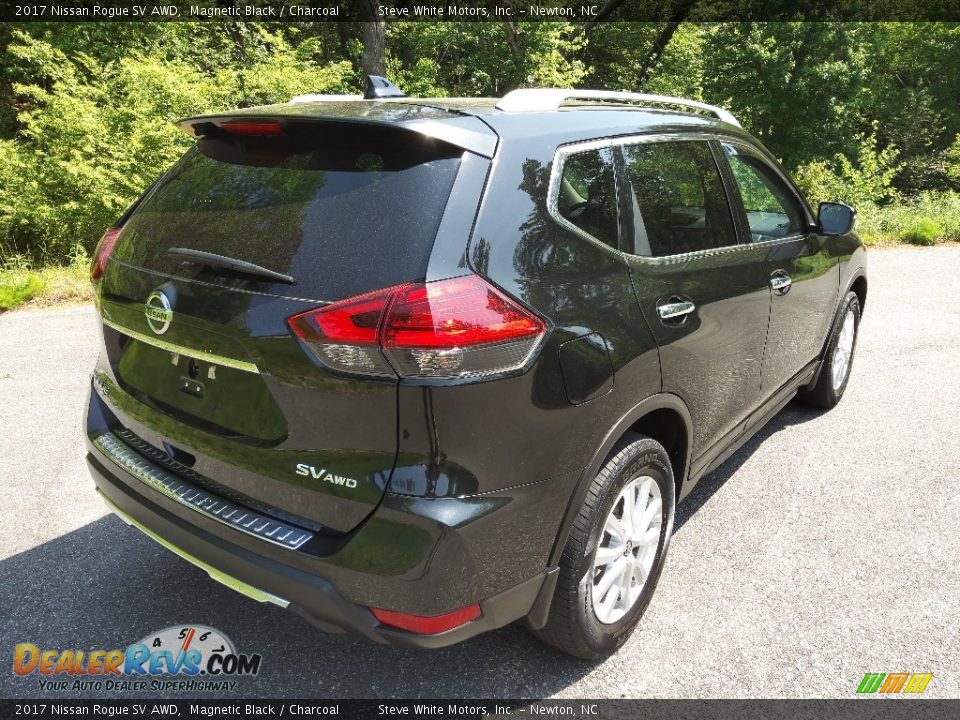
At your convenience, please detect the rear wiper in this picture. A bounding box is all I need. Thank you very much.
[167,248,296,285]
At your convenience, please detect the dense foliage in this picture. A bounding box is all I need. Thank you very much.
[0,21,957,268]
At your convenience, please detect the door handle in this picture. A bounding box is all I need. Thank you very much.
[770,272,792,295]
[656,298,696,322]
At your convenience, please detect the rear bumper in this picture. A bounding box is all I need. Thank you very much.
[85,382,561,649]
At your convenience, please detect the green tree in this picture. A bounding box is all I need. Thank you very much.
[0,29,353,262]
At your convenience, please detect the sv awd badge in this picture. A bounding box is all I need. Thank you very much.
[295,464,358,489]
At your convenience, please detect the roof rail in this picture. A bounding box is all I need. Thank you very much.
[495,89,741,128]
[289,94,363,104]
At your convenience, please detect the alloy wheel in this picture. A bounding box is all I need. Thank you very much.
[592,475,662,624]
[831,308,856,391]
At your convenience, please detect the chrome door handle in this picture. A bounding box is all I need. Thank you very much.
[770,273,792,295]
[657,299,696,321]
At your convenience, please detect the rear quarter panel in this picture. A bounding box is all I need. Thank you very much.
[392,127,663,502]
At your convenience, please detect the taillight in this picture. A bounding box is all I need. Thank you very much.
[370,603,481,635]
[382,275,546,378]
[288,284,403,377]
[287,274,547,380]
[90,226,124,281]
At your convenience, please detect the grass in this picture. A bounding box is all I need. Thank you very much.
[0,264,92,312]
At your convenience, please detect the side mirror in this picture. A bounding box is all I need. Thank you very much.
[818,201,856,236]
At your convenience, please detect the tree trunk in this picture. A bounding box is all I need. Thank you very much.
[502,21,522,61]
[583,0,629,32]
[500,21,524,95]
[359,0,386,77]
[636,1,697,88]
[225,23,248,99]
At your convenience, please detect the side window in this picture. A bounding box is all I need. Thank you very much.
[621,140,737,257]
[722,142,806,241]
[556,147,619,249]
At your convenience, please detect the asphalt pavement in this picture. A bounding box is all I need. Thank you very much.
[1,246,957,699]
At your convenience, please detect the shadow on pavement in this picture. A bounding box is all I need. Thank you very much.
[0,515,597,700]
[674,401,823,532]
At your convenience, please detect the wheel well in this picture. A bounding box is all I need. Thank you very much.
[627,408,689,497]
[851,275,867,314]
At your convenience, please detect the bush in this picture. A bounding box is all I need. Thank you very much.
[945,133,960,186]
[0,272,46,310]
[901,217,943,246]
[794,131,959,247]
[0,32,354,266]
[854,191,960,246]
[793,133,901,209]
[0,252,92,311]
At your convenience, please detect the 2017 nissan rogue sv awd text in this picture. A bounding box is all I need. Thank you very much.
[85,78,866,659]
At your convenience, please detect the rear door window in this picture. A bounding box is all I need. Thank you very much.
[621,140,738,257]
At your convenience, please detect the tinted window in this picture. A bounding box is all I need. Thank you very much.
[723,142,805,241]
[556,148,619,249]
[113,124,463,301]
[622,141,737,257]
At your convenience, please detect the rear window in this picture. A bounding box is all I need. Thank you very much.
[113,124,463,301]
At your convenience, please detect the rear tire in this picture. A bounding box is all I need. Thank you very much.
[798,291,860,409]
[533,433,675,659]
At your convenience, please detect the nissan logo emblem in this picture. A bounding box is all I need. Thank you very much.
[145,290,173,335]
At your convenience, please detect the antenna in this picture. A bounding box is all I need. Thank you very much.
[364,75,406,100]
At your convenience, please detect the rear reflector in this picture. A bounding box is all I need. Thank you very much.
[221,121,284,136]
[288,275,546,380]
[90,226,124,280]
[371,604,481,635]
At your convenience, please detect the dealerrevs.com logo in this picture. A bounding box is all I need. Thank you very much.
[13,625,262,692]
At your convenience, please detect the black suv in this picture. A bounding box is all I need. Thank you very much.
[85,80,866,659]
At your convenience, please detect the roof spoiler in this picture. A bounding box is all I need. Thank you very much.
[176,112,497,158]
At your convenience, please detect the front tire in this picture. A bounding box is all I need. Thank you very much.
[533,433,675,659]
[799,290,861,409]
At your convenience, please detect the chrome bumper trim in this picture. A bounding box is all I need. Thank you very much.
[101,317,260,374]
[93,431,313,550]
[99,491,290,608]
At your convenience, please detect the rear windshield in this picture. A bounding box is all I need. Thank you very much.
[113,124,463,301]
